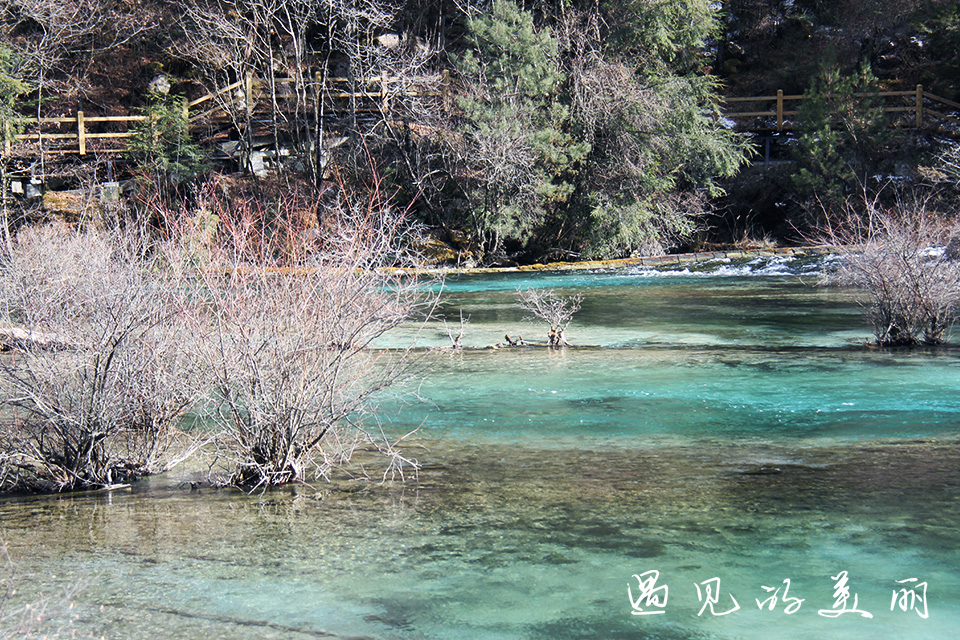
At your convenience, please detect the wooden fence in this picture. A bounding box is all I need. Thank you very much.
[722,84,960,133]
[3,78,957,159]
[2,71,450,159]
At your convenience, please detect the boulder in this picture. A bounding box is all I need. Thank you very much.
[147,74,171,95]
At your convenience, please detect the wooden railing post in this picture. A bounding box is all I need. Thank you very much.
[381,73,389,113]
[776,90,784,132]
[442,69,451,112]
[915,84,923,128]
[77,111,86,155]
[245,70,254,117]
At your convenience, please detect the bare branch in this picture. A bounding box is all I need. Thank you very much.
[516,287,583,347]
[818,194,960,346]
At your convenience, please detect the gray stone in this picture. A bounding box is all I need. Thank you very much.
[147,74,171,95]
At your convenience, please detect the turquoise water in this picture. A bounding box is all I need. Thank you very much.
[2,255,959,640]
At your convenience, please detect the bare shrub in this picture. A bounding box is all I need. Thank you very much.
[819,199,960,346]
[936,142,960,189]
[517,287,583,347]
[0,224,200,492]
[148,174,322,269]
[157,177,431,489]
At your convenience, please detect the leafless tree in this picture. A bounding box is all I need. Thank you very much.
[517,287,583,347]
[819,196,960,346]
[1,0,154,170]
[154,172,432,489]
[441,309,467,349]
[176,0,401,176]
[0,224,202,492]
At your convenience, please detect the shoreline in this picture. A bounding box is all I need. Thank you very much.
[404,245,835,276]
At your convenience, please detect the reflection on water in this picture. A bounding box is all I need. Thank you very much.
[2,261,959,639]
[2,438,958,640]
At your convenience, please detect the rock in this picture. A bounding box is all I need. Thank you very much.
[414,236,459,264]
[377,33,401,49]
[448,228,470,247]
[946,235,960,261]
[147,74,171,95]
[100,182,120,203]
[248,150,268,178]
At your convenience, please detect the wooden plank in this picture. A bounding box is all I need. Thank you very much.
[24,149,82,155]
[727,90,909,104]
[723,96,780,102]
[869,90,915,98]
[726,111,777,118]
[14,133,77,140]
[188,80,244,108]
[917,84,924,128]
[85,132,139,139]
[10,117,74,125]
[84,115,148,123]
[442,69,451,112]
[776,90,783,131]
[926,109,960,124]
[925,92,960,111]
[245,70,253,122]
[848,90,912,98]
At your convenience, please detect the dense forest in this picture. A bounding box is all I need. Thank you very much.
[1,0,959,264]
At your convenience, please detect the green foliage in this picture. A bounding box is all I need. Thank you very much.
[453,0,750,261]
[458,2,562,98]
[912,2,960,98]
[128,93,206,183]
[607,0,720,74]
[0,45,32,145]
[791,60,890,206]
[456,0,589,258]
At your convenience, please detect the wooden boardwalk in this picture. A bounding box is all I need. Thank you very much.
[721,85,960,134]
[2,77,957,162]
[2,71,449,160]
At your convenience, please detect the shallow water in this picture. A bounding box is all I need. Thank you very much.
[401,256,865,349]
[2,256,959,640]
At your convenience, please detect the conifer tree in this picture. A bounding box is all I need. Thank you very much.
[453,0,750,261]
[792,60,890,207]
[0,45,31,146]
